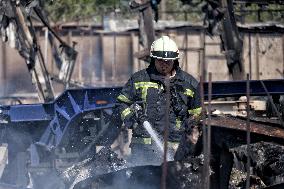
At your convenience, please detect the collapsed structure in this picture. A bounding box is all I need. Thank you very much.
[0,0,284,189]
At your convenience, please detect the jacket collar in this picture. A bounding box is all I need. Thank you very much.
[146,65,184,84]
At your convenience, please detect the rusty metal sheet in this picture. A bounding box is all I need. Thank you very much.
[206,116,284,139]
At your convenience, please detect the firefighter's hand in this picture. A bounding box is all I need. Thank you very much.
[186,125,200,145]
[184,117,202,144]
[133,103,147,123]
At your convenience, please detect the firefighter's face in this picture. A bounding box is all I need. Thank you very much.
[154,59,174,76]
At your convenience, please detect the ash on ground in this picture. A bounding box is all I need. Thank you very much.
[61,147,127,189]
[72,141,284,189]
[73,155,204,189]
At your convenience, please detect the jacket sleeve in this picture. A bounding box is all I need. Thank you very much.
[116,76,137,128]
[188,82,202,119]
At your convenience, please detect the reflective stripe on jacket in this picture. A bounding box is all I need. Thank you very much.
[117,65,201,142]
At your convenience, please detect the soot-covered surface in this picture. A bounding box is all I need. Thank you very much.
[231,142,284,187]
[73,156,204,189]
[59,147,127,189]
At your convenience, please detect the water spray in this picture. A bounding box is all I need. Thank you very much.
[133,103,173,161]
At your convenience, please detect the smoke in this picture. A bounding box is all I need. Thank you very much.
[0,125,32,185]
[75,165,162,189]
[29,170,65,189]
[143,121,174,161]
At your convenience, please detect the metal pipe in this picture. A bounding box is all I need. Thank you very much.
[185,31,188,71]
[282,34,284,78]
[246,73,251,189]
[161,77,170,189]
[256,34,260,80]
[200,74,208,189]
[200,27,208,188]
[100,33,106,84]
[112,30,117,80]
[1,42,7,96]
[206,72,212,189]
[248,34,252,80]
[200,30,206,81]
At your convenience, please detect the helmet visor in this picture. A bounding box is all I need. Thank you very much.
[151,51,179,60]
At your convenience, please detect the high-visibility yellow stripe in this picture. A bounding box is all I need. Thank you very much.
[176,117,181,129]
[188,107,202,116]
[132,137,152,144]
[121,107,132,120]
[134,82,159,89]
[142,138,152,144]
[117,94,132,103]
[135,82,159,101]
[184,88,194,97]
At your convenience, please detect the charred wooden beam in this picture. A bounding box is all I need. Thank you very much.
[219,0,244,80]
[234,0,284,4]
[206,116,284,139]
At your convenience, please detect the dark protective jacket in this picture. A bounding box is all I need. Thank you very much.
[117,65,201,142]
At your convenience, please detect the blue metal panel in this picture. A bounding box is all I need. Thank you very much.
[9,104,53,122]
[3,79,284,124]
[35,87,122,152]
[204,79,284,99]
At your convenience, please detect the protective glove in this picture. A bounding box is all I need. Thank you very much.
[123,102,146,129]
[131,102,147,124]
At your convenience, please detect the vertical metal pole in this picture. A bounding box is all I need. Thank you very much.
[130,32,135,75]
[100,33,105,84]
[200,74,207,189]
[198,50,201,78]
[112,32,117,81]
[200,25,207,189]
[256,34,260,80]
[200,29,206,81]
[282,35,284,77]
[185,31,188,72]
[207,72,212,189]
[78,34,83,82]
[248,34,252,80]
[0,42,7,96]
[138,34,142,70]
[89,34,94,83]
[161,77,170,189]
[245,73,251,189]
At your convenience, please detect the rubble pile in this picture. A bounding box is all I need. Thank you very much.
[61,147,126,189]
[28,143,284,189]
[166,155,203,189]
[72,141,284,189]
[230,142,284,188]
[230,168,266,189]
[74,155,204,189]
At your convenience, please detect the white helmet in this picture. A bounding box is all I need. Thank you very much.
[150,36,179,60]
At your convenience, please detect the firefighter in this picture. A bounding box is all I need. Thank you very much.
[116,35,201,166]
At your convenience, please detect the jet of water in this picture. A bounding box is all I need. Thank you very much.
[143,121,173,161]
